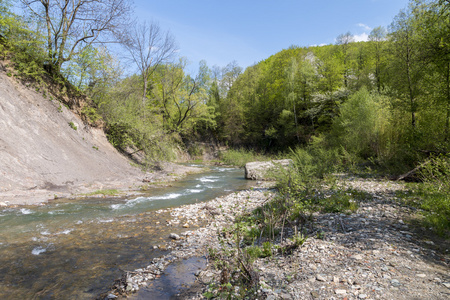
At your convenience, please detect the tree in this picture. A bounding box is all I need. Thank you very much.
[336,32,354,87]
[20,0,132,73]
[389,8,422,128]
[369,26,387,92]
[412,0,450,139]
[121,21,177,105]
[285,57,300,142]
[219,61,242,98]
[153,59,212,134]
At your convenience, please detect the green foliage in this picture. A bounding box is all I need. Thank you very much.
[415,155,450,234]
[83,189,119,196]
[219,149,272,167]
[81,106,102,124]
[206,225,261,299]
[0,3,47,83]
[330,88,392,160]
[317,189,361,214]
[68,122,77,130]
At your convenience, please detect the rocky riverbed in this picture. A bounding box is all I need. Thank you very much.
[101,177,449,300]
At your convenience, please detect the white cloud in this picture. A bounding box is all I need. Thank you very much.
[354,33,369,42]
[357,23,372,31]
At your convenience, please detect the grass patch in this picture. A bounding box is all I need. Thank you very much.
[84,189,120,196]
[396,185,449,236]
[68,121,77,130]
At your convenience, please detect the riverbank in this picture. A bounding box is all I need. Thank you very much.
[0,162,204,207]
[102,176,449,300]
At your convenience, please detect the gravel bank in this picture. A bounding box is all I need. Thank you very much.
[103,177,450,300]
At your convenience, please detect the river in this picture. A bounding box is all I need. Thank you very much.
[0,165,253,299]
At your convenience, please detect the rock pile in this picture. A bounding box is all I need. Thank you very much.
[104,178,450,300]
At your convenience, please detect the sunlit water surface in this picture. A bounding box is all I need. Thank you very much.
[0,165,253,299]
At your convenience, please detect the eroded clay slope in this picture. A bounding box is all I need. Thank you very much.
[0,71,144,204]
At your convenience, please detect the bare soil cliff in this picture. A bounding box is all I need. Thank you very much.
[0,71,145,205]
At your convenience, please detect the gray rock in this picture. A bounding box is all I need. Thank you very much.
[169,233,180,240]
[391,279,401,287]
[316,274,327,282]
[352,254,363,260]
[358,294,368,299]
[244,159,293,180]
[106,294,117,299]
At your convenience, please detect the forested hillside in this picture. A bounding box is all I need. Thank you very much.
[217,1,450,173]
[0,0,449,174]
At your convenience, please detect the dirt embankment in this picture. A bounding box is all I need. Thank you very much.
[0,70,198,205]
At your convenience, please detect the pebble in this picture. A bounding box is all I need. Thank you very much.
[103,178,448,300]
[316,274,327,282]
[311,291,320,298]
[391,279,401,287]
[169,233,180,240]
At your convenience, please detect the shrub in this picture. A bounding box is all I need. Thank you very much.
[219,149,271,167]
[417,155,450,234]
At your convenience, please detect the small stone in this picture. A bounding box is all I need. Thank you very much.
[182,223,190,228]
[311,291,319,298]
[169,233,180,240]
[416,273,426,278]
[106,294,117,299]
[316,274,327,282]
[333,276,340,283]
[442,282,450,289]
[352,254,363,260]
[335,289,347,295]
[358,294,367,299]
[391,279,401,287]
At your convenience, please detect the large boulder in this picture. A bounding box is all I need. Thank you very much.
[244,159,293,180]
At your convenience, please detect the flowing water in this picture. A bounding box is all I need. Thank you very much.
[0,165,253,299]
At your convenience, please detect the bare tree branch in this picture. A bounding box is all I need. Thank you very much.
[120,20,177,104]
[20,0,132,73]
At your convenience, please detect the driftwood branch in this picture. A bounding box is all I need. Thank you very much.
[396,160,430,182]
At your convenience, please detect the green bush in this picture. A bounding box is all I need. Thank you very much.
[417,155,450,234]
[219,148,271,167]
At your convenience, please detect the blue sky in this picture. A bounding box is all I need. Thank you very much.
[134,0,410,71]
